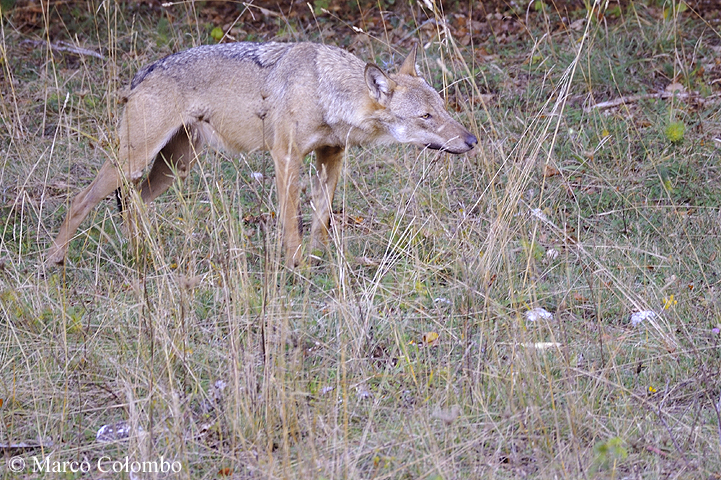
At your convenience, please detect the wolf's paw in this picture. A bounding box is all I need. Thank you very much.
[45,246,66,266]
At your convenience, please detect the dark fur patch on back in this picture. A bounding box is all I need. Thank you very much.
[131,62,161,89]
[130,42,293,90]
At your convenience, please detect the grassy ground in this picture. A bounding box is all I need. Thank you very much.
[2,0,721,478]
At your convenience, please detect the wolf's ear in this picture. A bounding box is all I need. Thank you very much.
[365,64,397,106]
[398,44,418,77]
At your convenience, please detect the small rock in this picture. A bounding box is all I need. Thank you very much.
[525,308,553,323]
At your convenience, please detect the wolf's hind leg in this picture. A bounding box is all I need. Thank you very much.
[139,127,197,203]
[46,160,125,265]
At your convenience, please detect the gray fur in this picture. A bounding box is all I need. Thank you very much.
[132,42,293,89]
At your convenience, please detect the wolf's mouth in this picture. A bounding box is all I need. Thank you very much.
[425,132,477,154]
[426,143,473,154]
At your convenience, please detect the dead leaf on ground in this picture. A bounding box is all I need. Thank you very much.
[665,82,686,94]
[421,331,439,347]
[432,405,461,425]
[178,274,202,290]
[543,164,561,177]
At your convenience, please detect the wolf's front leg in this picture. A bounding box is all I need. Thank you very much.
[271,147,303,266]
[310,146,343,259]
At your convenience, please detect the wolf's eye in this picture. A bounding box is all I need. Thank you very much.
[420,113,432,119]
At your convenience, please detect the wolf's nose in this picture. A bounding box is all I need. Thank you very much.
[466,133,478,148]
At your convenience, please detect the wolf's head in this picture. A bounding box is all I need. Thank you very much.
[364,45,477,155]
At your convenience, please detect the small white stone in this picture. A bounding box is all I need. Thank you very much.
[630,310,656,327]
[525,308,553,322]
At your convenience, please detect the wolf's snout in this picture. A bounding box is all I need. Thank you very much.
[465,132,478,149]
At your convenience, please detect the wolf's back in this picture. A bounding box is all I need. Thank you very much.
[130,42,297,90]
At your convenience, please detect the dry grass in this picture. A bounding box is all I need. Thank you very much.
[1,0,721,478]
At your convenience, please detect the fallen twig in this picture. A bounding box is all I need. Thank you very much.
[645,445,669,458]
[20,39,105,60]
[0,439,54,451]
[584,91,695,112]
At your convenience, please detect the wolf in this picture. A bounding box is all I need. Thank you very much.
[46,42,477,267]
